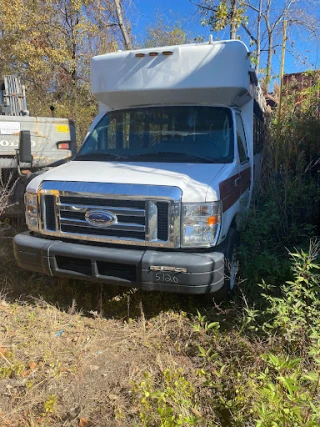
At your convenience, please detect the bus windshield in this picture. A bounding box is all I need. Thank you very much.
[76,106,234,163]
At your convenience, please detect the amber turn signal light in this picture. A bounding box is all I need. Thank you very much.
[207,216,219,226]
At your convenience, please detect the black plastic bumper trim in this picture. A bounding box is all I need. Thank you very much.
[13,232,225,294]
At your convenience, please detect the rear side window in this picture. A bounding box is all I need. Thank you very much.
[235,114,248,163]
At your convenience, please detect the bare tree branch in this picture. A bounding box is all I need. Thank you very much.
[241,23,257,43]
[114,0,132,50]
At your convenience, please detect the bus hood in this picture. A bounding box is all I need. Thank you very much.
[27,160,231,202]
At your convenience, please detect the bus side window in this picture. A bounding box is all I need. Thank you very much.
[253,114,265,155]
[253,116,257,155]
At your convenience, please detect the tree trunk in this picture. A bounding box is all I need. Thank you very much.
[255,0,263,72]
[264,0,273,88]
[114,0,132,50]
[266,31,273,86]
[230,0,237,39]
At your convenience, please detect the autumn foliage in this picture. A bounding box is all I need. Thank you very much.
[0,0,131,142]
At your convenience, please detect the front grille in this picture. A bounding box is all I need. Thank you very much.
[58,195,146,242]
[39,182,181,248]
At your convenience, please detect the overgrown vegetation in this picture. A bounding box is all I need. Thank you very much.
[239,72,320,289]
[1,240,318,426]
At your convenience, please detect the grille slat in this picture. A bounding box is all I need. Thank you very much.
[61,224,145,240]
[60,218,145,232]
[59,203,145,217]
[60,210,146,225]
[60,196,145,209]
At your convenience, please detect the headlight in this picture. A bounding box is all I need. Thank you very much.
[182,202,221,247]
[25,192,39,231]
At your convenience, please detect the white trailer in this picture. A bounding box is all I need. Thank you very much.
[0,75,77,214]
[0,75,76,170]
[14,39,265,299]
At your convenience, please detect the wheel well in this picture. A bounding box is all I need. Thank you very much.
[230,216,238,231]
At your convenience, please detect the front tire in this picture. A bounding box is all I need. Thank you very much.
[208,228,239,303]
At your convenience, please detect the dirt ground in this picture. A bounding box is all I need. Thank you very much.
[0,296,197,426]
[0,238,223,426]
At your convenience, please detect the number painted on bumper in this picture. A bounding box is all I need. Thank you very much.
[155,272,179,284]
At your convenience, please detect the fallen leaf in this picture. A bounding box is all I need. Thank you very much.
[78,417,89,427]
[108,394,119,400]
[191,408,203,418]
[29,361,37,370]
[0,347,8,356]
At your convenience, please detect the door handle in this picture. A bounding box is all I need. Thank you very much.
[234,177,241,187]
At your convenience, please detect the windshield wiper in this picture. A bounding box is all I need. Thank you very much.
[130,152,214,163]
[75,151,216,163]
[75,152,129,161]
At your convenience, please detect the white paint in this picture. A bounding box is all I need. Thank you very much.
[27,160,231,203]
[0,121,20,135]
[91,40,252,111]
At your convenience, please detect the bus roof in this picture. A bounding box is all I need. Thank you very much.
[91,39,258,111]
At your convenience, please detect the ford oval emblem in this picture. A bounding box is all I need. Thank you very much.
[85,210,117,227]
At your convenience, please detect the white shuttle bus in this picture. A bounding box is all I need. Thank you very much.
[14,39,265,298]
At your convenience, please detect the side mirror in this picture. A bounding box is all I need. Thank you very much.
[19,130,32,163]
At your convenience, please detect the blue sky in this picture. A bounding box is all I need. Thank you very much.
[131,0,205,42]
[129,0,320,85]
